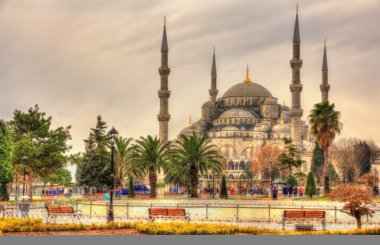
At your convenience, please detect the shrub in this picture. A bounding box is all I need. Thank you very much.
[220,176,228,199]
[305,172,317,198]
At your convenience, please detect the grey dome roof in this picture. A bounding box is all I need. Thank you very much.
[272,123,291,133]
[218,108,258,119]
[222,82,272,98]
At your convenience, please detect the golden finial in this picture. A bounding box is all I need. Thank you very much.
[189,115,192,127]
[213,45,215,54]
[296,4,298,14]
[243,65,252,83]
[280,114,284,125]
[164,16,166,26]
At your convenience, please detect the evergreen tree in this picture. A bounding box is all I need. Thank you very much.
[220,175,228,199]
[277,137,304,177]
[77,115,112,189]
[311,143,324,184]
[128,177,135,198]
[285,175,298,187]
[0,120,13,201]
[356,141,371,176]
[305,172,317,198]
[328,163,340,185]
[10,105,71,200]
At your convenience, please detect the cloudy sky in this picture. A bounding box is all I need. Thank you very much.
[0,0,379,154]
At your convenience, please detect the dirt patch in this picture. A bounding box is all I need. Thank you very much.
[3,228,143,236]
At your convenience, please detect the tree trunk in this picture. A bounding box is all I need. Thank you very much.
[355,213,362,229]
[148,167,157,198]
[190,166,199,198]
[28,171,33,201]
[323,147,330,195]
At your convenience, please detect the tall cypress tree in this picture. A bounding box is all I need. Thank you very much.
[356,141,371,176]
[305,172,317,198]
[311,143,324,184]
[220,175,228,199]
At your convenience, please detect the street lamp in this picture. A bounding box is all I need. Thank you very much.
[21,156,28,196]
[212,171,215,198]
[107,126,119,222]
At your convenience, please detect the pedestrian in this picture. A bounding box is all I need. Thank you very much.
[298,186,304,197]
[272,186,278,200]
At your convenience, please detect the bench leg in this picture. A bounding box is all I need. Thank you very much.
[282,219,285,231]
[322,220,326,231]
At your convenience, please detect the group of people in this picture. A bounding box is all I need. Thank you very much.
[41,188,72,197]
[271,185,315,200]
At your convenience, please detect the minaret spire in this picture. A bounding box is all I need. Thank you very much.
[158,16,171,143]
[320,39,330,102]
[290,5,303,149]
[209,46,218,103]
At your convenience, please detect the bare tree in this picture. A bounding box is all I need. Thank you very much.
[331,138,360,183]
[366,139,380,164]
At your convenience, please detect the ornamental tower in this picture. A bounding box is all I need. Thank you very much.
[320,40,330,102]
[209,46,218,103]
[158,17,171,143]
[290,5,303,149]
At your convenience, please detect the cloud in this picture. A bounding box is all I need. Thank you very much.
[0,0,379,153]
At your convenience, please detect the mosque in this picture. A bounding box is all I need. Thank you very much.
[157,8,331,188]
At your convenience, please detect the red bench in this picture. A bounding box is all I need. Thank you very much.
[148,208,189,222]
[46,205,82,223]
[282,210,326,231]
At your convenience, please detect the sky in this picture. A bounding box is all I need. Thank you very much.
[0,0,379,155]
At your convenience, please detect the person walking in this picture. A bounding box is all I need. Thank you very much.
[272,186,278,200]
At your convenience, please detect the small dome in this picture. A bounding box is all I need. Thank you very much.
[272,123,291,133]
[218,108,258,119]
[202,101,215,108]
[222,82,272,98]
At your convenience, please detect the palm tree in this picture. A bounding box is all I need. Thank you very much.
[115,136,133,187]
[308,101,342,194]
[171,133,224,198]
[129,135,171,198]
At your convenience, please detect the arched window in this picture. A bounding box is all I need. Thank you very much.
[228,174,234,179]
[228,161,234,170]
[240,161,246,170]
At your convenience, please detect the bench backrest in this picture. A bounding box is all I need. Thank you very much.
[47,206,61,213]
[284,210,305,218]
[149,208,167,216]
[167,208,186,217]
[60,206,74,214]
[284,210,325,219]
[304,210,325,219]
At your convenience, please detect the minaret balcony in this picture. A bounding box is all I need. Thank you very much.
[158,67,171,75]
[290,109,303,117]
[158,90,171,98]
[290,60,303,68]
[289,84,303,92]
[158,114,171,121]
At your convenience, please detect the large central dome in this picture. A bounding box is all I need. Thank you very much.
[222,82,272,98]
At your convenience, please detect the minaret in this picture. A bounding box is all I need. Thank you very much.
[320,40,330,102]
[209,46,218,103]
[158,17,171,143]
[290,5,303,149]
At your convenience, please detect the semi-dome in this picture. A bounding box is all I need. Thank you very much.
[218,108,258,119]
[222,82,272,98]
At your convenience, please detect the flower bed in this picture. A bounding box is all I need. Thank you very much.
[1,218,380,235]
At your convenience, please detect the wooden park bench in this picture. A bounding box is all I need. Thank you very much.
[46,205,82,223]
[282,210,326,231]
[148,208,189,222]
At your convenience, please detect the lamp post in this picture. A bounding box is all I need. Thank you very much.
[107,127,118,222]
[21,156,28,196]
[212,171,215,198]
